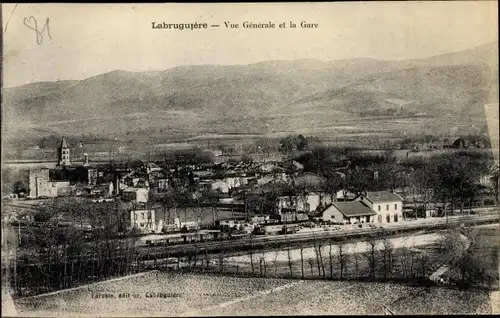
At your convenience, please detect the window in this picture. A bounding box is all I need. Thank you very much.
[386,204,389,211]
[394,204,398,210]
[386,215,390,223]
[378,205,381,211]
[394,214,398,222]
[378,215,382,223]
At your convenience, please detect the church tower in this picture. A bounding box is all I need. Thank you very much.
[57,137,71,166]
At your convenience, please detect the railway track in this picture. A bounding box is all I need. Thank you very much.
[138,214,499,259]
[7,214,498,265]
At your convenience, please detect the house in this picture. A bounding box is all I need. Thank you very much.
[153,178,169,190]
[211,179,229,193]
[358,191,404,223]
[145,162,162,174]
[223,176,248,189]
[335,189,357,201]
[276,192,332,214]
[211,149,223,157]
[256,172,288,186]
[193,170,213,178]
[47,180,73,197]
[28,168,51,198]
[122,187,149,203]
[250,215,270,224]
[272,212,309,223]
[130,209,156,233]
[174,217,201,230]
[257,175,274,186]
[259,163,283,173]
[292,161,304,171]
[319,201,376,224]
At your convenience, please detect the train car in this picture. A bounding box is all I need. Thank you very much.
[229,232,249,240]
[280,224,300,234]
[145,238,169,247]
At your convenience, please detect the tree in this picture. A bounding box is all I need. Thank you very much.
[279,135,297,154]
[308,258,315,276]
[432,151,491,215]
[321,169,344,202]
[440,226,494,288]
[353,251,360,278]
[337,238,349,279]
[318,244,326,279]
[381,233,395,280]
[399,247,414,279]
[12,181,27,195]
[279,134,309,154]
[416,250,430,278]
[287,247,293,277]
[364,234,380,280]
[328,240,334,279]
[296,134,308,151]
[300,248,305,279]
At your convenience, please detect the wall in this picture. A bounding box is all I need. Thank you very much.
[130,209,156,233]
[347,215,373,224]
[277,193,326,214]
[368,200,403,223]
[321,205,345,223]
[136,188,149,203]
[28,169,50,198]
[46,181,72,197]
[211,180,229,193]
[123,188,149,203]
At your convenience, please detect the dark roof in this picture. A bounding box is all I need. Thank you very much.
[60,137,69,149]
[363,191,403,203]
[331,201,376,217]
[294,172,326,190]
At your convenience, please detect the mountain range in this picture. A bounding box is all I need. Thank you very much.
[2,41,498,144]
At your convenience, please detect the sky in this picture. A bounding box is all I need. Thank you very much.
[2,2,498,87]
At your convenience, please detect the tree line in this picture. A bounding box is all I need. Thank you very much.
[292,145,497,210]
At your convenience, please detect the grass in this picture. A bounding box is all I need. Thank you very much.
[12,271,493,316]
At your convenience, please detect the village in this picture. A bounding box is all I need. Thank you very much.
[3,135,498,248]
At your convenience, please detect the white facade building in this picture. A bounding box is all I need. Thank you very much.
[122,187,149,203]
[130,209,156,233]
[276,192,332,214]
[359,191,404,223]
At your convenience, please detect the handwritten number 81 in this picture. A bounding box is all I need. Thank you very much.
[23,16,52,45]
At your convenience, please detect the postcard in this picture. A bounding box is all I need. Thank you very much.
[1,2,499,317]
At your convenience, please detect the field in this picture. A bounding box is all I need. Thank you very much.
[2,109,491,163]
[11,271,494,317]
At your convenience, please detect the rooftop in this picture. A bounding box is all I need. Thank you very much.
[59,137,69,149]
[363,191,403,203]
[331,201,377,217]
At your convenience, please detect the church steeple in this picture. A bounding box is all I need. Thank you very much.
[57,137,71,166]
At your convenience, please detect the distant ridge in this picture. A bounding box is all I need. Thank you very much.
[2,41,498,141]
